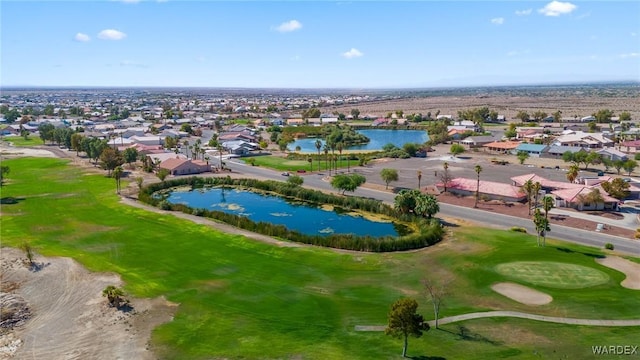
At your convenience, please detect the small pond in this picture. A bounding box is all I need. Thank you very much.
[163,187,405,237]
[288,129,430,152]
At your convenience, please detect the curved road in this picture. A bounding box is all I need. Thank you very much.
[227,159,640,256]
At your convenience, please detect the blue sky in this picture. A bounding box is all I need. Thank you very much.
[2,1,639,88]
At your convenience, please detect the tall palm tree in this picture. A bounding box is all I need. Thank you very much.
[113,166,123,194]
[323,144,330,175]
[417,170,422,190]
[474,165,482,208]
[329,141,337,172]
[522,179,534,215]
[541,196,554,247]
[532,181,542,211]
[315,139,322,172]
[567,164,579,183]
[442,162,449,193]
[337,142,343,172]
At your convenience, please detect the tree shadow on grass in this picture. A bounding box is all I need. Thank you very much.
[555,246,605,259]
[1,196,25,205]
[408,356,447,360]
[438,325,503,346]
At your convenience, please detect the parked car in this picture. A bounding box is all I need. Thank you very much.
[281,172,290,176]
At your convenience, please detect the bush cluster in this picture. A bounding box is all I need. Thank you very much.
[139,177,444,252]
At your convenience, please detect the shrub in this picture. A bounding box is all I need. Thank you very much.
[510,227,527,233]
[604,243,614,250]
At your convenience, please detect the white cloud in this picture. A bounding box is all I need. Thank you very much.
[342,48,363,59]
[490,17,504,25]
[98,29,127,40]
[274,20,302,33]
[515,9,532,16]
[538,1,577,17]
[620,53,639,59]
[120,60,148,68]
[507,49,531,57]
[74,33,90,42]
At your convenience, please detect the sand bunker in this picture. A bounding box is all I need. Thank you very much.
[491,282,553,306]
[596,256,640,290]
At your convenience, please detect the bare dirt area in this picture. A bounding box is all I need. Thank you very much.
[325,90,640,120]
[491,282,553,306]
[595,255,640,290]
[0,247,176,360]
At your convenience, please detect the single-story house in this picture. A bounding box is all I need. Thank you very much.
[483,141,520,154]
[620,140,640,153]
[545,145,586,158]
[159,158,210,176]
[551,187,619,211]
[514,143,549,157]
[130,135,165,146]
[149,153,187,164]
[511,173,584,190]
[460,135,498,148]
[596,148,628,161]
[287,118,304,126]
[437,178,527,202]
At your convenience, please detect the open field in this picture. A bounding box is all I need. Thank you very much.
[323,87,640,120]
[243,155,359,172]
[1,157,639,359]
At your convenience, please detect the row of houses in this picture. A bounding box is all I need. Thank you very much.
[438,173,633,211]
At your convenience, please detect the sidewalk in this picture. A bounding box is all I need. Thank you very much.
[549,208,639,230]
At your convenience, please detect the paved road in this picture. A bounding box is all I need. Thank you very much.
[227,158,640,256]
[355,311,640,331]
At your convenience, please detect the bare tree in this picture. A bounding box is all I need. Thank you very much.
[439,162,452,193]
[423,277,449,329]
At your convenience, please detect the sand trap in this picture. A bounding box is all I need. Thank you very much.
[491,282,553,306]
[0,144,56,158]
[596,256,640,290]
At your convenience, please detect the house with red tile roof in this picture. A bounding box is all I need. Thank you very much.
[436,177,527,202]
[159,158,211,176]
[482,141,520,154]
[551,187,619,211]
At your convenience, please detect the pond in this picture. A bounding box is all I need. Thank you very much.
[287,129,430,152]
[163,187,404,237]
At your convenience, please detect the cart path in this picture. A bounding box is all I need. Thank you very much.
[355,310,640,331]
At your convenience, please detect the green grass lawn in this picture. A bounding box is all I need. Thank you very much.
[1,136,43,147]
[243,155,360,172]
[1,157,639,359]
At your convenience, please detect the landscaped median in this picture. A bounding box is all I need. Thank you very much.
[137,176,444,252]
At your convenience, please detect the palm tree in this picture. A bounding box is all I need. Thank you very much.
[323,144,330,175]
[217,145,224,170]
[308,156,313,172]
[113,166,123,194]
[532,181,542,211]
[541,196,554,247]
[442,162,449,193]
[315,139,322,171]
[102,285,125,308]
[417,170,422,190]
[337,142,343,172]
[474,165,482,208]
[183,140,190,158]
[522,179,534,215]
[329,141,337,172]
[567,164,579,183]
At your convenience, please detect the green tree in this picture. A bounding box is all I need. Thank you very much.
[522,179,535,216]
[102,285,126,308]
[403,143,418,157]
[517,151,530,165]
[315,139,322,171]
[157,168,170,182]
[450,143,465,157]
[100,147,125,176]
[380,168,399,190]
[70,133,84,155]
[0,165,10,185]
[287,175,304,186]
[307,156,313,172]
[553,110,563,122]
[515,110,530,122]
[623,160,638,176]
[394,189,418,214]
[541,196,554,247]
[38,123,55,144]
[613,159,626,175]
[415,193,440,219]
[619,111,632,121]
[350,108,360,120]
[385,298,429,358]
[601,178,630,200]
[123,147,138,166]
[533,208,550,247]
[504,123,517,139]
[302,107,321,119]
[330,173,366,195]
[474,165,482,208]
[593,109,614,123]
[135,176,144,190]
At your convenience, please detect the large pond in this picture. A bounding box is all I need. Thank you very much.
[164,187,405,237]
[288,129,430,152]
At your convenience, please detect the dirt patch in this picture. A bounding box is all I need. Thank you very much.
[0,247,176,360]
[491,282,553,306]
[595,256,640,290]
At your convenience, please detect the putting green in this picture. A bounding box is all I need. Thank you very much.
[495,262,610,289]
